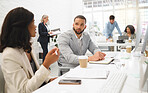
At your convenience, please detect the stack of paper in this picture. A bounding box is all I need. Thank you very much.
[64,69,108,79]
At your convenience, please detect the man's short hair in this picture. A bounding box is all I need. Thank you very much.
[109,15,115,20]
[74,15,86,24]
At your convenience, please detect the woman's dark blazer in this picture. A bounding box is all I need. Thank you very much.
[37,23,50,43]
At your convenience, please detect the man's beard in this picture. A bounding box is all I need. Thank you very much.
[73,27,85,35]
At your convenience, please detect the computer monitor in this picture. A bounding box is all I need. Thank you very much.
[118,36,129,40]
[139,55,148,92]
[139,25,148,92]
[132,11,142,53]
[132,25,142,52]
[141,25,148,54]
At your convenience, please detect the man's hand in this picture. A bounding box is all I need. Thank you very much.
[88,51,106,61]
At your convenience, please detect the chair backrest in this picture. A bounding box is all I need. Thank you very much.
[0,65,5,93]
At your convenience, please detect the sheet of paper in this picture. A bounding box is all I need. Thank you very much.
[64,69,108,79]
[50,31,61,36]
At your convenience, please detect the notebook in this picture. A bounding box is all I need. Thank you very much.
[89,58,114,64]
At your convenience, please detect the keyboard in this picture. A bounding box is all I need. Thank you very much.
[100,72,127,93]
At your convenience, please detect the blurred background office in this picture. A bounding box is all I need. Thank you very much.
[0,0,148,76]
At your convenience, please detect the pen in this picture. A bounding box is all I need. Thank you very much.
[110,59,115,64]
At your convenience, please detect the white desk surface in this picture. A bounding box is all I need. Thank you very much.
[33,52,147,93]
[97,42,135,46]
[96,41,143,47]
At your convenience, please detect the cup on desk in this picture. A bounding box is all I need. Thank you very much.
[128,39,132,43]
[145,50,148,57]
[126,46,132,53]
[78,56,88,68]
[110,39,113,42]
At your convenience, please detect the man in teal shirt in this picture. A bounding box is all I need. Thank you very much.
[104,15,122,39]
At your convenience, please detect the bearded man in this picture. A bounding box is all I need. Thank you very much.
[57,15,106,69]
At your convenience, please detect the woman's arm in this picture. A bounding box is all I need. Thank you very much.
[1,48,59,93]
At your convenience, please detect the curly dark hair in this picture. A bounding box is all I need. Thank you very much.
[124,25,135,34]
[0,7,34,52]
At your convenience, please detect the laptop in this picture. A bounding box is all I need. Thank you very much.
[118,36,129,40]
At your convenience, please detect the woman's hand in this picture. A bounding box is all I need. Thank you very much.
[43,47,60,69]
[48,31,53,34]
[49,77,57,82]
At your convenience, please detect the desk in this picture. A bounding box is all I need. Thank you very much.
[96,42,143,52]
[33,52,147,93]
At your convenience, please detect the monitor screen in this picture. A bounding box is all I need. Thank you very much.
[133,25,142,52]
[118,36,129,40]
[141,25,148,54]
[139,55,148,92]
[139,25,148,92]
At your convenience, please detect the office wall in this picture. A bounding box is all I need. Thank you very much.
[0,0,82,33]
[0,0,83,70]
[0,0,82,61]
[71,0,83,24]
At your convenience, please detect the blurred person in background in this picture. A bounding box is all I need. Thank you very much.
[123,25,136,40]
[38,15,53,62]
[104,15,122,40]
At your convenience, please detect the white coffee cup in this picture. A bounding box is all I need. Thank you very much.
[126,46,132,53]
[78,56,88,68]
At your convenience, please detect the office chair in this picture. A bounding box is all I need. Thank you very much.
[58,62,74,76]
[0,65,5,93]
[58,50,93,76]
[58,66,72,76]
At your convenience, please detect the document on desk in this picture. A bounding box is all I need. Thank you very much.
[89,58,114,64]
[64,69,108,79]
